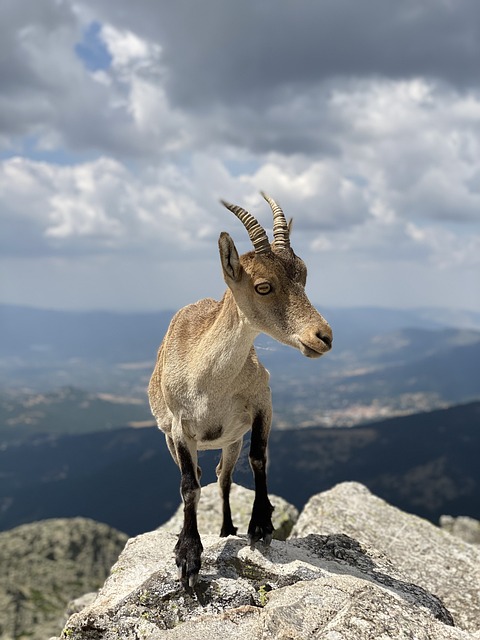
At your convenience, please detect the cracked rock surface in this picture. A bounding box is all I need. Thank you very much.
[292,482,480,633]
[56,483,480,640]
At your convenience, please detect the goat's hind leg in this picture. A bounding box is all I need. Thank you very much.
[171,428,203,588]
[216,439,243,537]
[248,411,274,547]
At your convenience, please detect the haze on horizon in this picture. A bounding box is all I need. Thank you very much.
[1,1,479,313]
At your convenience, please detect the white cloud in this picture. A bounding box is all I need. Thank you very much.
[0,154,234,258]
[100,24,161,70]
[325,78,480,220]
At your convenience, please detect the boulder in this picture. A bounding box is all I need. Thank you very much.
[291,481,480,633]
[160,481,298,540]
[58,482,479,639]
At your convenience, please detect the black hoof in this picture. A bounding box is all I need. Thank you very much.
[248,525,274,547]
[175,534,203,588]
[248,499,274,547]
[220,522,238,537]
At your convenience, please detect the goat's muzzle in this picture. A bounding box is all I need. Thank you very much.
[296,322,333,358]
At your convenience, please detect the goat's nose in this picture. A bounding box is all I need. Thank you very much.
[316,327,333,351]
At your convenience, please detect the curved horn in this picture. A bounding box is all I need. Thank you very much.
[260,191,290,250]
[220,200,271,255]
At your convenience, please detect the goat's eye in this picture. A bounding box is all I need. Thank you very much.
[254,281,272,295]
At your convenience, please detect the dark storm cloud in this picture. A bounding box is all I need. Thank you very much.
[87,0,480,109]
[0,0,75,88]
[0,0,78,134]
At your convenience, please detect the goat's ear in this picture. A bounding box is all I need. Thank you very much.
[218,232,243,282]
[288,217,294,236]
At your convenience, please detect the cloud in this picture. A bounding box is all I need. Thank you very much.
[3,143,477,281]
[0,2,175,158]
[84,0,480,106]
[1,0,479,312]
[0,154,241,258]
[327,79,480,224]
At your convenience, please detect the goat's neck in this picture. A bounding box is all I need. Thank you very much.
[198,289,258,382]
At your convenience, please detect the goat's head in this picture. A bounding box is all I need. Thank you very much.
[218,193,332,358]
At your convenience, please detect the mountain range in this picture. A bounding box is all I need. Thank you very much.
[1,401,479,536]
[1,303,479,540]
[1,303,480,432]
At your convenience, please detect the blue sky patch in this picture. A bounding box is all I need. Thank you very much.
[75,21,112,72]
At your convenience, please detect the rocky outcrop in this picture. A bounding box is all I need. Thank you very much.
[0,518,127,640]
[160,482,298,540]
[291,482,480,632]
[56,483,480,640]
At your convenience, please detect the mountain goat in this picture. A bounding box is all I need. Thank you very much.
[148,193,332,586]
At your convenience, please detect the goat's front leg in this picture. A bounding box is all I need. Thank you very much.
[172,432,203,587]
[248,410,274,546]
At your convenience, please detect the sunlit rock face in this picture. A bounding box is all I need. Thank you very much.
[56,482,480,640]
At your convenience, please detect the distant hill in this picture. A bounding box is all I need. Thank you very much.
[0,386,152,445]
[264,326,480,426]
[355,338,480,399]
[1,402,478,536]
[0,517,127,640]
[0,304,174,362]
[0,304,173,395]
[268,401,480,520]
[2,303,479,366]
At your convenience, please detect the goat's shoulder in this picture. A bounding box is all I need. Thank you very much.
[165,297,221,343]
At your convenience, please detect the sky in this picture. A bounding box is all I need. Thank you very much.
[1,0,480,313]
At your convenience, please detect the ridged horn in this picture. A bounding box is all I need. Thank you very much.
[220,200,271,255]
[260,191,290,250]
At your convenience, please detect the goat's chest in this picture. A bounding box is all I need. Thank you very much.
[162,350,270,449]
[184,393,256,450]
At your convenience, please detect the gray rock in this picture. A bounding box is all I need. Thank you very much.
[160,481,298,540]
[0,517,128,640]
[440,515,480,546]
[60,521,474,639]
[291,481,480,633]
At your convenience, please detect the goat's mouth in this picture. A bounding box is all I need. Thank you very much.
[298,340,325,359]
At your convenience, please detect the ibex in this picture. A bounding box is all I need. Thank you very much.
[148,193,332,587]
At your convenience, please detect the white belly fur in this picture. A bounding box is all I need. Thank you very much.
[183,394,255,450]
